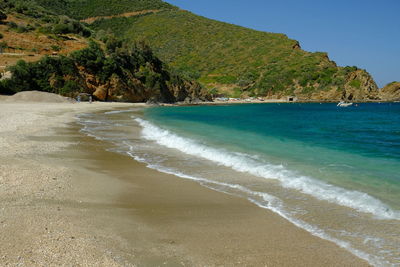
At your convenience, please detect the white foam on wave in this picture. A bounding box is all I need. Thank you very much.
[76,114,392,266]
[104,109,137,115]
[123,142,387,267]
[135,118,400,221]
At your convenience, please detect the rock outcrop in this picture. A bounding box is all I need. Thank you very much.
[2,41,211,103]
[299,69,380,101]
[341,70,380,101]
[84,71,210,103]
[379,82,400,101]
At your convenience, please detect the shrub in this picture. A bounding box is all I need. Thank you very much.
[71,41,105,73]
[52,22,91,37]
[60,80,81,95]
[53,23,71,34]
[26,24,35,31]
[349,79,361,89]
[15,2,28,13]
[105,35,122,53]
[0,80,15,95]
[51,45,61,51]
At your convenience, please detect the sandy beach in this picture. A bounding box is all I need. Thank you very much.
[0,93,370,266]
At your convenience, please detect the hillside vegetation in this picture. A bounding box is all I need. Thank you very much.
[0,40,209,102]
[0,0,92,36]
[32,0,176,20]
[0,0,90,56]
[1,0,392,101]
[89,8,379,100]
[0,0,208,102]
[0,0,93,81]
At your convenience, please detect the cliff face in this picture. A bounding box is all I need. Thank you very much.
[86,71,210,103]
[379,82,400,101]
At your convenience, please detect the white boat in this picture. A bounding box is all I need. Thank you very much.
[337,101,353,107]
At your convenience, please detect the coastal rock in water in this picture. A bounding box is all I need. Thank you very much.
[342,70,379,101]
[379,82,400,101]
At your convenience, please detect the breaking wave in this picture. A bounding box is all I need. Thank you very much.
[135,118,400,221]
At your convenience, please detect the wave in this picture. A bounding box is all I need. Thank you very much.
[104,109,141,115]
[135,118,400,221]
[75,112,398,266]
[76,114,394,266]
[123,141,386,267]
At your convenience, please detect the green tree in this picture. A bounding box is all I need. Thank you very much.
[105,35,122,53]
[71,41,105,73]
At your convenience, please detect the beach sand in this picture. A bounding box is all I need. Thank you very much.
[0,96,370,266]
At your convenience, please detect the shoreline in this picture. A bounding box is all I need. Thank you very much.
[159,99,400,107]
[0,101,370,265]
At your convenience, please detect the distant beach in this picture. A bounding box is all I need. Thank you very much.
[0,93,370,266]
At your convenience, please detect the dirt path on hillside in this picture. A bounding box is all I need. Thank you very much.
[81,9,161,24]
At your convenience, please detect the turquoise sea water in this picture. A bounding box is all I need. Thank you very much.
[145,103,400,210]
[78,103,400,266]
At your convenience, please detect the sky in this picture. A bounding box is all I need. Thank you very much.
[166,0,400,87]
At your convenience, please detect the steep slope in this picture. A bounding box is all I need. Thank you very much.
[0,0,91,75]
[0,1,209,102]
[88,8,379,100]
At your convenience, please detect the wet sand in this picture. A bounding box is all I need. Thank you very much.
[0,100,370,266]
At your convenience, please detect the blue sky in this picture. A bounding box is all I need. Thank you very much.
[166,0,399,87]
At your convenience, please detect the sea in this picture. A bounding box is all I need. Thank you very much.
[78,103,400,266]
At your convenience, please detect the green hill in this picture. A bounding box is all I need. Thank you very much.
[2,0,382,101]
[88,7,379,100]
[0,0,208,103]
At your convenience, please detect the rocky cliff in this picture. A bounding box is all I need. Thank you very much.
[82,68,210,103]
[1,41,211,103]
